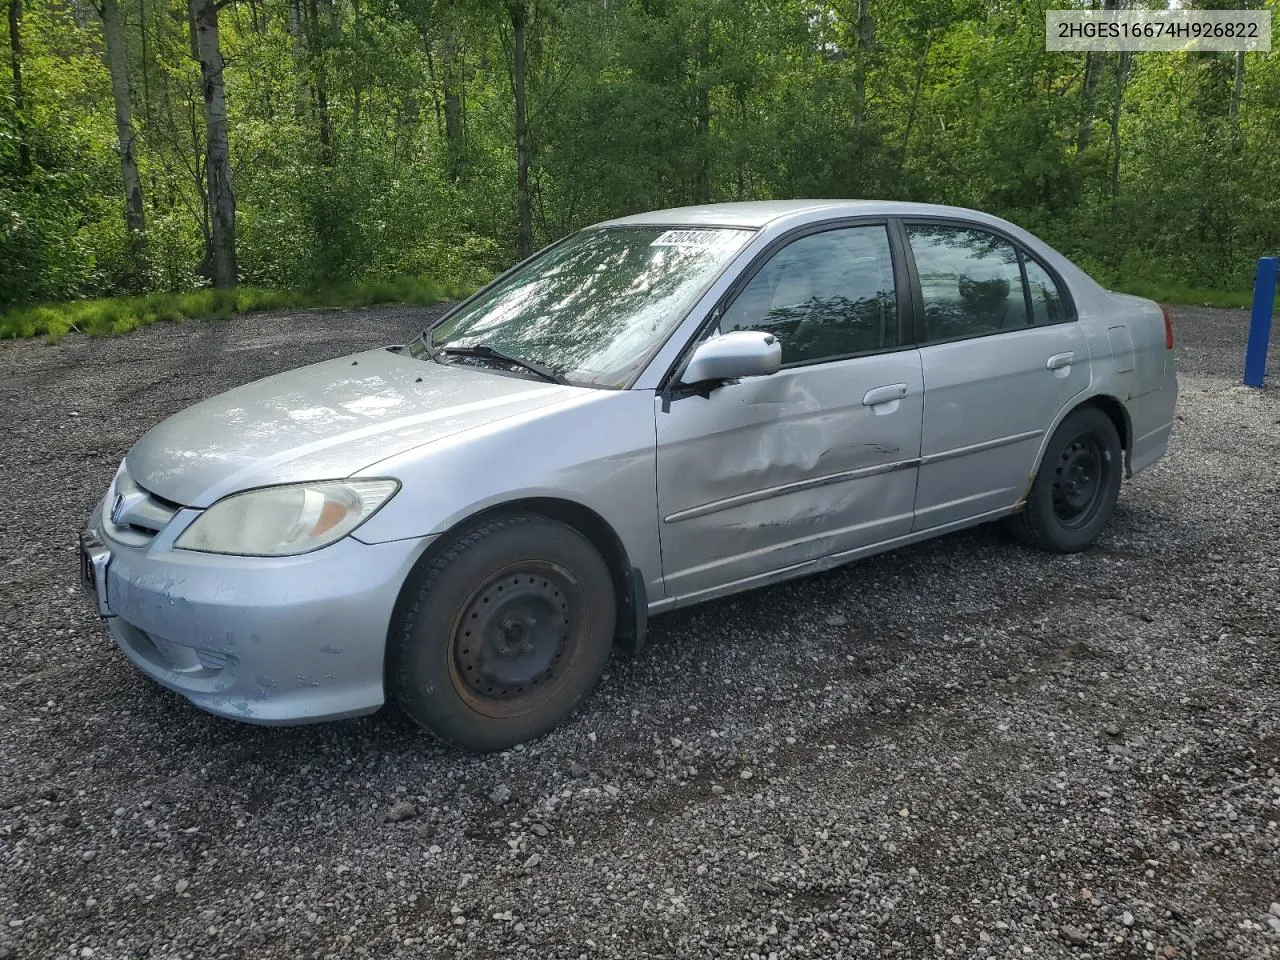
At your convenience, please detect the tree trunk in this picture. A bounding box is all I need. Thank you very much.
[287,0,309,119]
[422,34,442,134]
[1078,51,1098,152]
[733,84,746,200]
[510,1,532,259]
[1230,49,1244,119]
[441,25,465,183]
[852,0,872,126]
[100,0,147,286]
[350,0,362,137]
[898,41,930,175]
[1108,50,1131,201]
[138,0,152,125]
[692,23,711,204]
[305,0,333,165]
[1230,0,1247,119]
[189,0,237,288]
[8,0,30,175]
[1077,0,1106,153]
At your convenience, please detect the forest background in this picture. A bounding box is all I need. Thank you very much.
[2,0,1277,338]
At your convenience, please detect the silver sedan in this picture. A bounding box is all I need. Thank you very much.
[80,201,1178,750]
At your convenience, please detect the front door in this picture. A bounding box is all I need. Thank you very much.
[654,222,924,603]
[903,221,1091,530]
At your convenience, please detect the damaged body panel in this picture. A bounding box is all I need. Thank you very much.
[656,351,924,600]
[84,495,431,723]
[81,199,1177,735]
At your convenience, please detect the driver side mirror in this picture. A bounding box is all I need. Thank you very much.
[680,330,782,385]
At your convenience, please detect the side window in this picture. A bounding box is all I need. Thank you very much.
[907,225,1028,342]
[719,225,898,364]
[1024,256,1067,325]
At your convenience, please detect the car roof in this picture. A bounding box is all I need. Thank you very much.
[594,199,1109,314]
[596,200,1005,230]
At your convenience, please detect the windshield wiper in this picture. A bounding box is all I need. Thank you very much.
[408,328,450,365]
[440,344,570,385]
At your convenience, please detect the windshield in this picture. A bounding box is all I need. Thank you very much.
[424,225,755,388]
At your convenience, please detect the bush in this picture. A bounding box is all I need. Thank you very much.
[0,277,470,343]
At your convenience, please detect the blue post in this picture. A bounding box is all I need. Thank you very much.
[1244,256,1279,388]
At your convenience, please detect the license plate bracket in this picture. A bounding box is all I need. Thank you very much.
[79,531,112,617]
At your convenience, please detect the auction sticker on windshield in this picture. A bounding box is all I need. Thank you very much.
[650,229,744,247]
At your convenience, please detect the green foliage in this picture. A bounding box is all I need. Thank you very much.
[1,0,1278,327]
[1104,279,1264,313]
[0,277,472,343]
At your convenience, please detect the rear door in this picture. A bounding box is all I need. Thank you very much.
[902,220,1090,531]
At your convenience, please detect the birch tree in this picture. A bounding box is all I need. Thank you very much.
[97,0,147,286]
[189,0,236,288]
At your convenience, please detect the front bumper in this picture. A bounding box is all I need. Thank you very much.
[84,499,432,724]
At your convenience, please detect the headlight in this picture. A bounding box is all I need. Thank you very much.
[175,479,399,557]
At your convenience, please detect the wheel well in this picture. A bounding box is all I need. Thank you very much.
[388,498,637,661]
[505,499,633,635]
[1079,394,1131,474]
[1020,394,1134,510]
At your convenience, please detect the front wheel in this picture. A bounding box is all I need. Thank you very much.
[390,512,616,751]
[1005,405,1123,553]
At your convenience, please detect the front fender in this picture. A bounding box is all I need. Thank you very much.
[351,389,664,603]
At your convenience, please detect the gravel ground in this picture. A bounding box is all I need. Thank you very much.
[1,304,1278,960]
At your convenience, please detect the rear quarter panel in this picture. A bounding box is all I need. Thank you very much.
[1099,292,1171,396]
[1076,290,1178,475]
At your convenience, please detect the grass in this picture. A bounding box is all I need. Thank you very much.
[1106,278,1266,312]
[2,273,1272,345]
[0,275,474,344]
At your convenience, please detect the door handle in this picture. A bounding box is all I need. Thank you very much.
[862,383,908,406]
[1046,352,1075,370]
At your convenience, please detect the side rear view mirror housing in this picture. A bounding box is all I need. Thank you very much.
[680,330,782,385]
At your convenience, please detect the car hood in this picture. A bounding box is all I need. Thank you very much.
[125,348,581,507]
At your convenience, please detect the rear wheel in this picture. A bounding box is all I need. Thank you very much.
[1005,406,1123,553]
[391,512,616,751]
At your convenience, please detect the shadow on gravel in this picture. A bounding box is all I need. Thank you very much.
[93,516,1147,828]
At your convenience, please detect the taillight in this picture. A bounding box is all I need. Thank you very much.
[1161,305,1174,349]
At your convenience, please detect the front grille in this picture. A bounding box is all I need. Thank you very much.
[105,468,181,543]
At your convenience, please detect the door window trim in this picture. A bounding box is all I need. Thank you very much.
[1017,247,1073,329]
[658,217,915,392]
[892,216,1078,348]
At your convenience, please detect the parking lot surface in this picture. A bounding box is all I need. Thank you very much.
[1,305,1278,959]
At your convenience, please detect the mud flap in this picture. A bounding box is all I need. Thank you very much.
[615,568,649,656]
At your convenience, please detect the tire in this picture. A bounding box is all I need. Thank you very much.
[1005,405,1123,554]
[390,511,616,751]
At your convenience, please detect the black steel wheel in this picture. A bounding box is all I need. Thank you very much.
[451,561,580,716]
[1005,405,1123,553]
[1051,434,1106,529]
[391,512,616,751]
